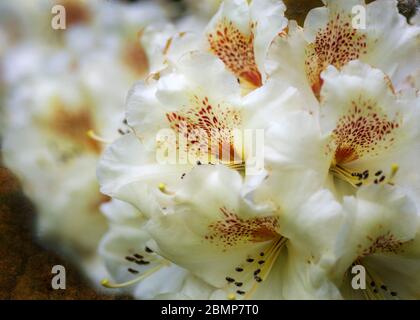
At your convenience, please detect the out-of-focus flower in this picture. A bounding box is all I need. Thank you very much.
[185,0,224,19]
[1,0,167,285]
[98,51,301,214]
[3,71,113,283]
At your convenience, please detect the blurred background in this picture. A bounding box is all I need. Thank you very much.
[0,0,417,300]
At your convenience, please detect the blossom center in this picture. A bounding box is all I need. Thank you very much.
[329,96,401,187]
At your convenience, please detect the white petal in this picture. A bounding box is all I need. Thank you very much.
[333,185,419,278]
[99,224,189,299]
[97,133,189,216]
[266,22,320,111]
[249,0,287,78]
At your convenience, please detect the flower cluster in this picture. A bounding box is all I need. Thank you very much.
[1,0,419,300]
[97,0,420,300]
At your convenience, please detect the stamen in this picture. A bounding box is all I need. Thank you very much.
[87,130,112,144]
[330,165,368,188]
[158,183,174,195]
[244,237,287,299]
[350,259,399,300]
[224,237,287,299]
[226,161,246,174]
[388,163,399,185]
[101,262,168,289]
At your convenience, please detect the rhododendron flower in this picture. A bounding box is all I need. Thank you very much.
[268,0,420,100]
[140,0,287,94]
[330,186,420,299]
[144,165,343,300]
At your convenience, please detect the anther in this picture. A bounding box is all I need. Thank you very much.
[128,268,139,274]
[390,164,399,176]
[158,183,166,192]
[225,277,235,283]
[158,183,174,195]
[235,267,244,272]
